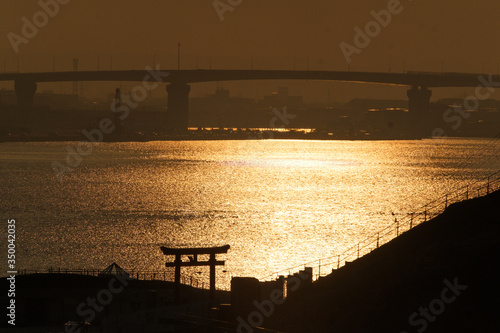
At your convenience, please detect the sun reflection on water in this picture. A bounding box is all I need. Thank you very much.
[1,139,499,289]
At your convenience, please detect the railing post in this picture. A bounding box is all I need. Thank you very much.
[424,210,427,222]
[318,259,321,277]
[487,176,490,194]
[357,244,360,258]
[396,219,399,236]
[445,195,448,209]
[410,213,413,229]
[466,186,469,200]
[376,233,380,248]
[337,255,340,269]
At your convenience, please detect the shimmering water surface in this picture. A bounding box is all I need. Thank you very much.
[1,138,499,288]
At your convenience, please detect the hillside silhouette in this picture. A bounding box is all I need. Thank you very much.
[268,189,500,332]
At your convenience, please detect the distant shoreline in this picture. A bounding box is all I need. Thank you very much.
[2,131,496,143]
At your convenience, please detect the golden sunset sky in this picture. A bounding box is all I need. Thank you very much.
[1,0,500,101]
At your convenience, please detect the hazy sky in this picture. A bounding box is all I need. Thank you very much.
[2,0,500,102]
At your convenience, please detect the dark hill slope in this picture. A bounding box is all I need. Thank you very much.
[269,189,500,332]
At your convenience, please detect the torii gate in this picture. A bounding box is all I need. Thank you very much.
[160,244,230,303]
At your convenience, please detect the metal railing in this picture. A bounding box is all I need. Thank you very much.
[14,267,231,291]
[261,170,500,281]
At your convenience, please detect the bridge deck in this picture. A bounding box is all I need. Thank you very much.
[1,69,497,87]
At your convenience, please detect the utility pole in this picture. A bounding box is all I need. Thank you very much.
[177,43,181,70]
[72,58,79,96]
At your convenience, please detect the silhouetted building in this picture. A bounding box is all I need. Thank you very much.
[190,88,256,127]
[259,86,303,109]
[0,89,80,110]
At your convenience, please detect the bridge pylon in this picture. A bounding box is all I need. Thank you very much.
[14,78,37,109]
[166,82,190,132]
[407,86,432,139]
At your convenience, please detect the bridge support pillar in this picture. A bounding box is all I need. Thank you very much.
[14,79,37,109]
[407,86,432,139]
[166,82,190,132]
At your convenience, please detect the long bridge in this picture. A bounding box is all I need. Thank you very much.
[1,69,498,134]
